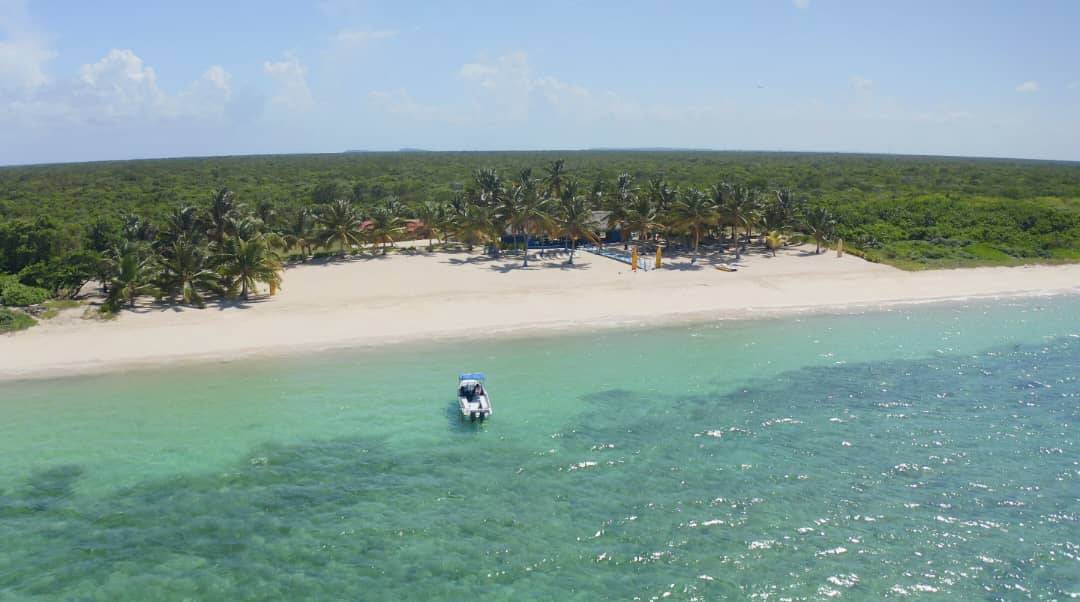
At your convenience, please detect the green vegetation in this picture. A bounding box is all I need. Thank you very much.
[0,307,36,333]
[0,151,1078,316]
[0,275,50,306]
[39,299,81,319]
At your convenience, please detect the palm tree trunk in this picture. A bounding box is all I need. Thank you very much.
[692,231,699,263]
[569,237,576,264]
[523,232,529,267]
[241,278,249,300]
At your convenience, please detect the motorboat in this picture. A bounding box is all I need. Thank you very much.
[458,373,492,421]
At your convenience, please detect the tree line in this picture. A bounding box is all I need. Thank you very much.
[2,153,1079,324]
[0,159,839,317]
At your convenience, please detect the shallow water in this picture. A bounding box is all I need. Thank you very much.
[1,297,1078,599]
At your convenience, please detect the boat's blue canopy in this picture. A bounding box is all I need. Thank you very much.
[458,372,486,382]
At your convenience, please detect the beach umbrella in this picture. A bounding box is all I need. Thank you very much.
[655,246,663,269]
[631,247,639,272]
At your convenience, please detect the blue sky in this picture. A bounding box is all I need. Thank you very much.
[1,0,1078,165]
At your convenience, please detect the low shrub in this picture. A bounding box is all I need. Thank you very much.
[0,307,36,333]
[0,280,50,306]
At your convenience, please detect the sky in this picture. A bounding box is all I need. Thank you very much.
[1,0,1078,165]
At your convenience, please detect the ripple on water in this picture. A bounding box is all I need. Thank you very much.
[2,303,1079,599]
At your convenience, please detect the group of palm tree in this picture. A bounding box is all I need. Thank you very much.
[97,159,837,312]
[100,189,287,312]
[380,160,837,266]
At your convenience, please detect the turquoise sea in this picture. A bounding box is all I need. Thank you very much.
[1,296,1078,600]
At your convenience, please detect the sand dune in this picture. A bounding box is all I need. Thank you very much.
[2,245,1078,381]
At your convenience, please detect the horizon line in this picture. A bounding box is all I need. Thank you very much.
[3,148,1079,170]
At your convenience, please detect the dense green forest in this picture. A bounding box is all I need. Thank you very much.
[1,151,1078,330]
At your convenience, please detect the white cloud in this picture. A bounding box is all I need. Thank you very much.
[178,65,233,120]
[459,51,534,119]
[367,88,462,123]
[1,46,234,126]
[1067,81,1078,90]
[374,51,724,127]
[457,51,652,122]
[850,76,873,92]
[0,0,55,94]
[263,52,314,111]
[793,0,810,8]
[459,62,497,81]
[1015,81,1039,93]
[75,49,169,120]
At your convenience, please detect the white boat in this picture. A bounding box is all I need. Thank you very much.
[458,373,492,421]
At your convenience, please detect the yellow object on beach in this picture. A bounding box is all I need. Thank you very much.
[655,247,662,269]
[631,247,639,272]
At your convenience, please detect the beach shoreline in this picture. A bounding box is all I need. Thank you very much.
[2,246,1078,383]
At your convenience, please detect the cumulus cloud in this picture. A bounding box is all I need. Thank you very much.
[178,65,233,120]
[370,51,728,128]
[0,0,55,94]
[793,0,810,8]
[456,51,674,122]
[1015,81,1039,93]
[75,49,169,120]
[0,46,235,126]
[367,88,461,123]
[263,52,314,111]
[851,76,873,92]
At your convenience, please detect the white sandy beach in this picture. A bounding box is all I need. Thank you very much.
[2,245,1078,381]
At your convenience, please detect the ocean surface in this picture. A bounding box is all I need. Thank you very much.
[1,296,1078,600]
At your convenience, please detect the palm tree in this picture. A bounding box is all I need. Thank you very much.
[672,188,718,263]
[103,243,159,312]
[516,188,553,267]
[542,159,568,199]
[624,195,661,249]
[650,178,679,234]
[449,196,496,253]
[556,190,599,265]
[367,199,405,254]
[228,213,264,242]
[647,177,678,214]
[283,207,316,260]
[121,213,157,244]
[473,168,505,208]
[770,189,804,232]
[217,235,283,300]
[255,200,278,230]
[500,168,537,256]
[412,201,448,250]
[209,187,237,243]
[607,173,636,249]
[801,206,836,254]
[158,238,219,307]
[315,199,364,254]
[161,206,204,245]
[718,185,759,260]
